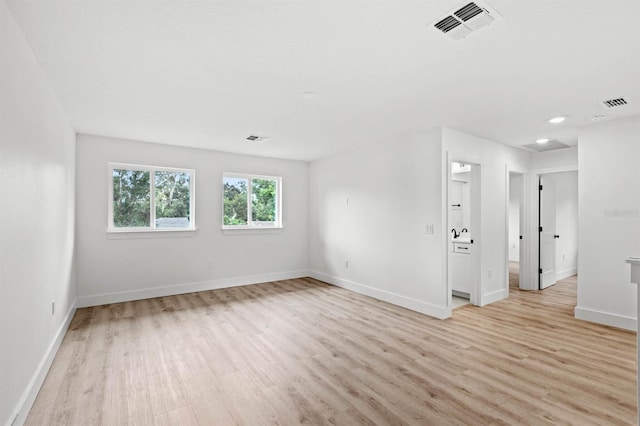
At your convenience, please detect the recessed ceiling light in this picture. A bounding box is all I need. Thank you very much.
[590,114,606,122]
[536,138,550,144]
[548,116,567,124]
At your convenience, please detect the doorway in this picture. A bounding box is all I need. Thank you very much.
[537,171,578,289]
[448,159,481,309]
[508,172,524,290]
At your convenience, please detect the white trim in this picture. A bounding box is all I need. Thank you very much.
[480,288,508,306]
[531,164,578,175]
[445,151,482,308]
[222,227,283,235]
[7,301,77,426]
[574,306,636,331]
[106,229,196,239]
[76,270,309,307]
[556,267,577,280]
[505,167,528,292]
[310,271,451,320]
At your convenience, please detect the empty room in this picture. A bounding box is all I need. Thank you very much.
[2,0,640,425]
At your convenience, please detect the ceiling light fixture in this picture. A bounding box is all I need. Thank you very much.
[548,116,567,124]
[590,115,606,122]
[536,138,550,144]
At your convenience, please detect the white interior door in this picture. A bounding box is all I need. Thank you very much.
[539,175,557,289]
[469,163,480,304]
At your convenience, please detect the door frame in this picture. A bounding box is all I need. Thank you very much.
[505,167,527,292]
[522,165,578,291]
[539,174,558,289]
[446,152,482,308]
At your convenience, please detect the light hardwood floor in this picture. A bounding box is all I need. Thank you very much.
[27,274,636,425]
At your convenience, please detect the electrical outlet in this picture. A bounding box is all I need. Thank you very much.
[345,196,349,206]
[344,260,349,268]
[51,300,55,316]
[425,224,434,234]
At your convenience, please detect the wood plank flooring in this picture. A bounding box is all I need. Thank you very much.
[27,273,637,425]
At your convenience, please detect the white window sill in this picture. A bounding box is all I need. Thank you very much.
[222,226,283,235]
[107,228,196,239]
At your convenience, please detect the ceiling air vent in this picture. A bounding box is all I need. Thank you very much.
[522,140,571,153]
[433,1,501,40]
[601,97,629,109]
[434,16,472,40]
[246,135,269,143]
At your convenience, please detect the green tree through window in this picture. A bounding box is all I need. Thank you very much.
[155,171,191,227]
[223,174,280,228]
[223,178,248,225]
[252,179,276,222]
[113,169,151,227]
[110,164,194,231]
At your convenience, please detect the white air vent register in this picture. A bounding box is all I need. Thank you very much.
[600,97,630,109]
[433,1,502,40]
[246,135,270,143]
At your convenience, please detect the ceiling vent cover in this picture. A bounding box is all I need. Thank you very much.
[433,1,501,40]
[601,97,629,109]
[435,16,464,33]
[522,140,571,153]
[246,135,269,143]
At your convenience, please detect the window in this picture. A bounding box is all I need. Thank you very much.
[108,163,195,232]
[223,173,281,229]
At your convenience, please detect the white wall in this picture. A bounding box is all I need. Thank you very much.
[308,127,532,318]
[0,4,76,425]
[553,171,578,279]
[531,146,578,171]
[576,116,640,330]
[75,134,309,306]
[508,174,522,261]
[309,129,449,318]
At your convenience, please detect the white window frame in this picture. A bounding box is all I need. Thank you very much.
[222,172,282,230]
[108,162,196,233]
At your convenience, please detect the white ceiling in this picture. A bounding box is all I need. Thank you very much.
[6,0,640,162]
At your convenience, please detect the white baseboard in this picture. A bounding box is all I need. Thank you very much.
[574,306,636,331]
[310,271,451,320]
[480,288,508,306]
[556,267,577,280]
[8,302,77,426]
[76,270,310,308]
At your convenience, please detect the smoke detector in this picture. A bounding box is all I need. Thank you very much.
[600,97,629,109]
[433,1,502,40]
[246,135,270,143]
